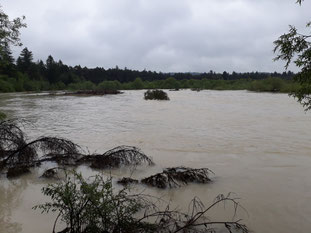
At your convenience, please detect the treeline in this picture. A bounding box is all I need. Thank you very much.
[0,47,297,93]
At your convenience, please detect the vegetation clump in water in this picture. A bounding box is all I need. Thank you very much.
[34,170,249,233]
[0,121,155,177]
[90,145,154,169]
[141,167,213,189]
[144,89,170,100]
[117,177,139,185]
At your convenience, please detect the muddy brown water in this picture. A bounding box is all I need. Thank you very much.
[0,90,311,233]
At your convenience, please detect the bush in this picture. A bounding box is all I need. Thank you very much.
[34,171,249,233]
[0,77,15,92]
[144,89,170,100]
[34,171,157,233]
[97,80,121,90]
[130,77,144,89]
[162,77,180,89]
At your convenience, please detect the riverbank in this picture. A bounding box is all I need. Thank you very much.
[0,75,299,94]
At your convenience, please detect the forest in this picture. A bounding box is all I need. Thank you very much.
[0,47,298,93]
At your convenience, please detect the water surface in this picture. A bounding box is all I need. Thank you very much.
[0,90,310,233]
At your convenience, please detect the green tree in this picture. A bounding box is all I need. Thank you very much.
[131,77,144,89]
[16,48,42,80]
[0,5,26,75]
[46,55,59,83]
[16,47,33,71]
[274,0,311,110]
[162,77,180,89]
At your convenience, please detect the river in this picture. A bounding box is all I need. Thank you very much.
[0,90,310,233]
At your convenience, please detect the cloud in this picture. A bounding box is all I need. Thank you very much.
[2,0,311,72]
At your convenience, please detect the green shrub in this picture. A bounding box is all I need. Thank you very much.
[144,89,170,100]
[34,171,249,233]
[162,77,180,89]
[97,80,121,90]
[130,77,144,89]
[34,171,156,233]
[0,79,15,92]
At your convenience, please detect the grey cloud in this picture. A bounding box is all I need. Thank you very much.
[2,0,311,72]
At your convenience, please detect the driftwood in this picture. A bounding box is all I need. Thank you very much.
[141,167,213,189]
[90,146,154,169]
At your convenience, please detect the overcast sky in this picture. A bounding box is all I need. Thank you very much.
[2,0,311,73]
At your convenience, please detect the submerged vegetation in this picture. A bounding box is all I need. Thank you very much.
[141,167,213,189]
[144,89,170,100]
[0,120,213,190]
[90,145,154,169]
[0,120,156,177]
[0,118,249,232]
[34,170,249,233]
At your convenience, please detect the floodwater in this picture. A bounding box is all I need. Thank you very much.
[0,90,311,233]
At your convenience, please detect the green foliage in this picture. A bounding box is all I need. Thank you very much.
[50,81,66,90]
[97,80,121,90]
[16,47,33,73]
[0,5,26,76]
[34,171,249,233]
[34,171,156,233]
[274,0,311,110]
[0,111,6,120]
[144,89,170,100]
[0,5,26,49]
[0,75,15,92]
[68,81,96,91]
[131,77,144,89]
[162,77,180,89]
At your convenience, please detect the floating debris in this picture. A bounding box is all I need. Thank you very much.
[141,167,213,189]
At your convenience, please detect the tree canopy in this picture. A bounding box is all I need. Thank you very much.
[0,5,26,75]
[274,0,311,110]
